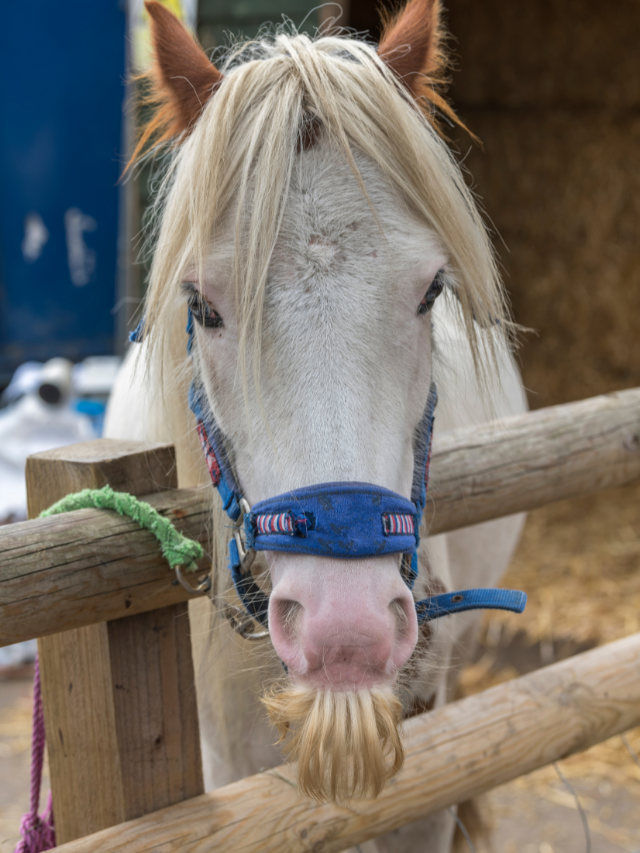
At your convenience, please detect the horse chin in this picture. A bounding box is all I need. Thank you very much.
[262,684,404,803]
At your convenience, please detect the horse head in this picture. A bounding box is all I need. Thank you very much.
[136,0,510,802]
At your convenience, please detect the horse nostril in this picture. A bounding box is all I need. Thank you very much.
[390,597,411,638]
[273,598,302,638]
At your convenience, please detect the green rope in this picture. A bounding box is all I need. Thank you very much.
[40,485,203,573]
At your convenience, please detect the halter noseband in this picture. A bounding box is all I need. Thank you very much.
[132,313,526,630]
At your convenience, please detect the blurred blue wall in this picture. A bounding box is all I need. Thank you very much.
[0,1,126,383]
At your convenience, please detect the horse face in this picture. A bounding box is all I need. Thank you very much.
[190,139,447,691]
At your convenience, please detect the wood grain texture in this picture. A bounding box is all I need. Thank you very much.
[38,625,127,836]
[31,440,203,843]
[107,603,204,816]
[52,631,640,853]
[428,387,640,534]
[2,389,639,646]
[25,440,177,520]
[0,488,212,647]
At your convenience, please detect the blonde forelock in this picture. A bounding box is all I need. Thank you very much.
[141,27,511,381]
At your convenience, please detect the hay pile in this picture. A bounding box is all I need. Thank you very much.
[460,479,640,713]
[458,479,640,848]
[477,480,640,648]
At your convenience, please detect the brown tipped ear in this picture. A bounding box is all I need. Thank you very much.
[144,0,222,135]
[378,0,444,95]
[378,0,468,134]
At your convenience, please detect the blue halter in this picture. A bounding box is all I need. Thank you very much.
[132,313,526,629]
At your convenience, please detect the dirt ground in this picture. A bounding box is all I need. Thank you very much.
[1,483,639,852]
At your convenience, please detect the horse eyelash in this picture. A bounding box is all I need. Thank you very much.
[181,282,224,328]
[417,269,446,316]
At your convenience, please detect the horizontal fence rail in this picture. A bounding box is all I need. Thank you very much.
[1,388,639,647]
[428,386,640,530]
[0,489,213,646]
[51,632,640,853]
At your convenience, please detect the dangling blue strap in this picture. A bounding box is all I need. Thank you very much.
[415,588,527,623]
[224,566,527,627]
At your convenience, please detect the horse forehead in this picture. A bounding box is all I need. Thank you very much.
[267,152,427,319]
[284,144,407,241]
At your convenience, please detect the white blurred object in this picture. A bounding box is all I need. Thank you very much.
[37,357,73,406]
[0,354,121,519]
[0,393,95,521]
[22,212,50,263]
[0,640,37,670]
[73,355,122,397]
[0,360,43,406]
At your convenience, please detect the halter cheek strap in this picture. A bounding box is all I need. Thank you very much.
[132,311,527,629]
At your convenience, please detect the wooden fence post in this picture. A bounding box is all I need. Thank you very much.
[26,439,204,844]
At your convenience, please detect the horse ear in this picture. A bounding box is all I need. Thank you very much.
[144,0,222,136]
[378,0,446,98]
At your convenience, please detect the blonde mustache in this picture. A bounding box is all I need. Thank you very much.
[262,686,404,803]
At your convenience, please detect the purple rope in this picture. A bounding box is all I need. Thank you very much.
[14,654,56,853]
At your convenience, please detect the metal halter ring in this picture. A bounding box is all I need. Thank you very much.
[233,497,256,575]
[223,603,270,641]
[173,565,212,596]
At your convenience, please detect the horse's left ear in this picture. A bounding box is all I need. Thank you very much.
[378,0,446,98]
[128,0,222,166]
[145,0,222,135]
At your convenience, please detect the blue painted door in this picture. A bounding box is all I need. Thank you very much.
[0,0,125,382]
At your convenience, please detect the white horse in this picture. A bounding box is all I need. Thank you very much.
[105,1,526,849]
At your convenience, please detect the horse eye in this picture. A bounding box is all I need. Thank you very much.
[182,284,224,329]
[417,270,445,316]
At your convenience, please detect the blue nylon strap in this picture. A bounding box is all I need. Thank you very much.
[415,588,527,623]
[411,384,438,534]
[129,318,145,343]
[246,482,417,558]
[224,568,527,628]
[229,539,270,625]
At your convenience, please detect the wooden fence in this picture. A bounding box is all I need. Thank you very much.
[1,387,639,851]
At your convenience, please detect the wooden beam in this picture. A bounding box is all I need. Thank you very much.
[428,386,640,533]
[2,388,639,647]
[25,439,178,516]
[30,441,204,843]
[0,488,211,646]
[51,631,640,853]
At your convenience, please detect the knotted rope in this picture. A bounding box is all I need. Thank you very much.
[40,485,203,571]
[14,486,204,853]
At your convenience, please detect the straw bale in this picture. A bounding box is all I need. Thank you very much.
[447,0,640,109]
[452,111,640,407]
[457,477,640,808]
[443,0,640,407]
